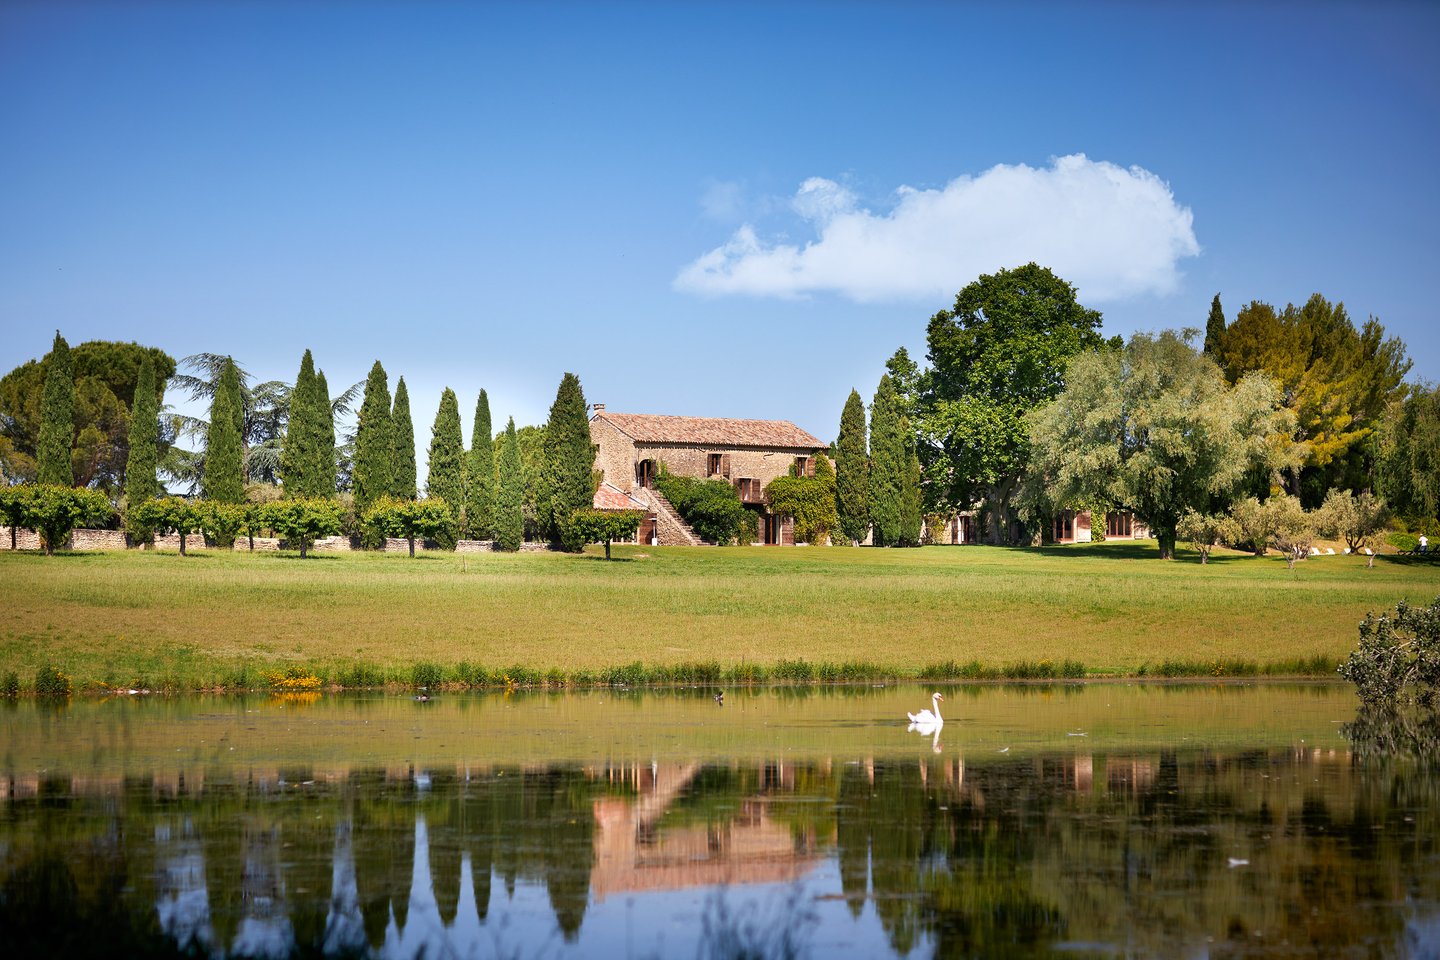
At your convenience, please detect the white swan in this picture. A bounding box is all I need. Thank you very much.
[907,692,944,726]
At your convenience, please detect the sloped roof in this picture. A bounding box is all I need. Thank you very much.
[593,481,649,512]
[594,412,824,450]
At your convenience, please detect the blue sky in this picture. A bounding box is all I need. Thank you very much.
[2,1,1436,472]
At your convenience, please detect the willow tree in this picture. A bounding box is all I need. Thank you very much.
[36,332,74,486]
[1027,330,1297,559]
[466,389,495,539]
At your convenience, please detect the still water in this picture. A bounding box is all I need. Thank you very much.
[2,683,1436,958]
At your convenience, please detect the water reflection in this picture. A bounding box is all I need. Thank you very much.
[3,687,1440,957]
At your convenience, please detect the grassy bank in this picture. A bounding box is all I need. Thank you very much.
[1,541,1436,693]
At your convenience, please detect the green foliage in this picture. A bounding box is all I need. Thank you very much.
[1027,331,1297,559]
[412,662,444,690]
[201,500,245,549]
[922,264,1108,541]
[123,354,162,511]
[1266,494,1317,569]
[567,507,643,559]
[18,484,112,555]
[1203,293,1226,356]
[2,341,175,492]
[202,359,245,503]
[0,671,17,699]
[466,390,495,540]
[868,374,907,546]
[261,497,344,558]
[391,376,416,500]
[364,496,457,556]
[654,469,749,545]
[425,388,465,549]
[129,496,205,555]
[352,361,394,514]
[280,350,336,499]
[540,373,596,549]
[765,455,838,545]
[34,664,71,699]
[36,331,74,486]
[1318,489,1388,552]
[495,418,525,551]
[1176,509,1240,564]
[900,442,922,546]
[1340,597,1440,705]
[835,389,869,544]
[1374,384,1440,524]
[0,484,32,550]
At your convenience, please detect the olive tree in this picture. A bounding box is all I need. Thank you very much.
[1319,489,1388,552]
[567,508,643,560]
[1176,510,1239,564]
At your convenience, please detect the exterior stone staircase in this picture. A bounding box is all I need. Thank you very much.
[639,488,709,546]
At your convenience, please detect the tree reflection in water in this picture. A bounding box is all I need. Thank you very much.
[2,743,1439,958]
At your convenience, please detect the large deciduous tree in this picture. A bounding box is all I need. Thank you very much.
[1027,330,1297,559]
[1374,384,1440,525]
[540,373,595,550]
[202,359,245,503]
[922,263,1108,543]
[835,389,869,545]
[495,417,525,552]
[391,377,417,500]
[352,361,394,514]
[124,353,163,508]
[36,332,75,486]
[466,389,495,540]
[426,388,465,549]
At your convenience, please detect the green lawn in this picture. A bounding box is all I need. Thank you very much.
[1,541,1436,691]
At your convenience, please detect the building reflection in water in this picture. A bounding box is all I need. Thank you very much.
[3,743,1440,958]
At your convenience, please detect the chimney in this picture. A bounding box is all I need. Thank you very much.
[592,403,606,413]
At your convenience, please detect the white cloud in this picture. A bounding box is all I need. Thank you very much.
[674,154,1200,303]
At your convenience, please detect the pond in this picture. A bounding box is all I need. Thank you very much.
[2,683,1437,958]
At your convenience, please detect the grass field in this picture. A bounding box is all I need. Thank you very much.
[1,541,1437,692]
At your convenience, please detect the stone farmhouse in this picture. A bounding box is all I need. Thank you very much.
[589,406,826,545]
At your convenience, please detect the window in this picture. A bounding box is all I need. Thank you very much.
[1107,512,1133,538]
[794,456,810,477]
[708,453,723,476]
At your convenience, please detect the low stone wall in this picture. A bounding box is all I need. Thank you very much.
[311,536,355,552]
[233,537,281,552]
[147,533,206,551]
[0,526,42,550]
[71,529,128,551]
[455,539,492,552]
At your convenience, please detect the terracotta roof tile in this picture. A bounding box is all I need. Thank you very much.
[594,412,823,450]
[593,482,648,512]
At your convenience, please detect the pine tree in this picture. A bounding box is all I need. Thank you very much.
[391,376,416,500]
[835,389,869,544]
[281,350,318,497]
[868,374,904,547]
[540,372,595,548]
[1204,293,1226,356]
[36,331,75,486]
[124,353,162,506]
[899,433,923,546]
[426,388,465,546]
[203,359,245,503]
[466,389,495,540]
[495,417,524,551]
[313,369,337,497]
[353,361,394,513]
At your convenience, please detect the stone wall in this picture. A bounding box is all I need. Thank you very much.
[311,536,354,552]
[635,442,812,491]
[233,537,281,552]
[0,527,42,550]
[590,416,638,491]
[70,529,128,550]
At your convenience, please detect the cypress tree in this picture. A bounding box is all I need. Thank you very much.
[36,331,75,486]
[391,376,416,500]
[899,432,923,546]
[314,370,337,497]
[835,389,870,545]
[353,361,394,513]
[466,389,495,540]
[495,417,524,551]
[1203,293,1226,356]
[868,374,904,547]
[281,350,318,498]
[124,353,162,505]
[540,372,594,548]
[203,359,245,503]
[426,388,465,545]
